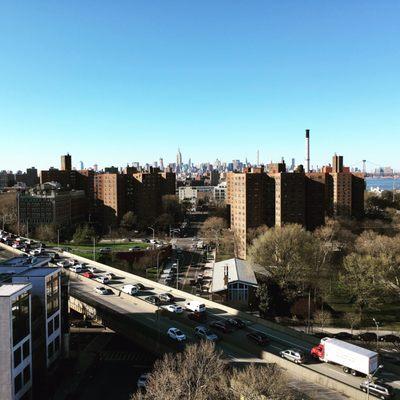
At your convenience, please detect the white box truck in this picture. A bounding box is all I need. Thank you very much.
[185,301,206,313]
[121,284,139,296]
[311,337,379,376]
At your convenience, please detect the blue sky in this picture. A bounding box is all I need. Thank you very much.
[0,1,399,171]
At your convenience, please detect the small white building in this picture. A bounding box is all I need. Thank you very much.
[211,258,257,304]
[0,283,33,400]
[213,182,227,204]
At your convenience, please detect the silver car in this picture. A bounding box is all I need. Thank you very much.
[279,349,305,364]
[194,326,219,342]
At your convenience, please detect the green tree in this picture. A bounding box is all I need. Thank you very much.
[120,211,137,231]
[35,224,57,242]
[162,194,184,224]
[343,312,362,334]
[256,283,270,317]
[72,224,97,245]
[313,310,332,332]
[340,254,387,315]
[248,224,314,299]
[200,216,228,253]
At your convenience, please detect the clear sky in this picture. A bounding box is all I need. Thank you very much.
[0,1,399,172]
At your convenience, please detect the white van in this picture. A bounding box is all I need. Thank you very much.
[121,284,139,296]
[185,301,206,313]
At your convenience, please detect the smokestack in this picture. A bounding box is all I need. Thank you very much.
[305,129,310,173]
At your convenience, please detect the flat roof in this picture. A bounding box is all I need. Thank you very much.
[0,256,51,270]
[19,266,60,277]
[0,283,31,297]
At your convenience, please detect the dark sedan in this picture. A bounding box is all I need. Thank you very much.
[246,332,270,346]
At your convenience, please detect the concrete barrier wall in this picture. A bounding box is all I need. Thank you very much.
[61,250,318,346]
[261,351,364,400]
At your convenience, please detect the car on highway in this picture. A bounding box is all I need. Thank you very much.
[94,286,113,295]
[246,332,270,346]
[194,326,219,342]
[57,260,71,268]
[87,266,97,273]
[99,247,112,254]
[226,318,246,329]
[158,293,175,303]
[359,380,394,399]
[95,275,110,284]
[134,283,145,290]
[379,334,400,343]
[105,272,117,280]
[356,332,378,342]
[70,265,85,273]
[145,296,162,305]
[188,311,207,322]
[209,320,232,334]
[279,349,306,364]
[333,332,354,341]
[121,284,139,296]
[167,327,186,341]
[29,249,42,256]
[164,304,183,314]
[82,271,95,279]
[137,373,150,390]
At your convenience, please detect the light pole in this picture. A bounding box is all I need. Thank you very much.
[148,226,155,241]
[156,250,163,281]
[176,257,180,290]
[93,237,96,261]
[366,364,383,400]
[372,318,380,350]
[57,229,60,247]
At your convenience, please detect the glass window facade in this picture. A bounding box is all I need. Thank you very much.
[22,340,30,360]
[12,292,30,345]
[23,365,31,385]
[46,274,60,317]
[14,347,22,368]
[14,373,22,394]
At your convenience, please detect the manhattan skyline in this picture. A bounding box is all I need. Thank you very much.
[1,1,399,171]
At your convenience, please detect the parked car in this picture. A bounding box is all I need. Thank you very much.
[279,349,306,364]
[379,334,400,343]
[145,296,162,305]
[105,273,117,280]
[194,326,219,342]
[94,287,113,295]
[356,332,378,342]
[137,373,150,390]
[57,260,71,268]
[70,265,84,273]
[359,380,394,399]
[226,318,246,329]
[121,284,139,296]
[82,272,95,279]
[159,293,175,303]
[188,311,207,322]
[333,332,354,341]
[167,327,186,341]
[99,247,112,254]
[209,320,232,334]
[95,276,110,284]
[164,304,183,314]
[246,332,269,346]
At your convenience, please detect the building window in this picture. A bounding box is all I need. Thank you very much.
[22,340,30,360]
[23,365,31,385]
[54,314,60,331]
[48,342,54,359]
[14,372,22,394]
[14,347,22,368]
[46,274,60,317]
[48,319,54,336]
[54,336,60,353]
[12,293,30,345]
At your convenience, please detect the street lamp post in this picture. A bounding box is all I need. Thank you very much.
[93,237,96,261]
[148,226,155,241]
[372,318,380,350]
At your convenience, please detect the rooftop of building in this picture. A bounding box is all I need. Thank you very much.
[211,258,258,293]
[0,283,31,297]
[18,266,60,277]
[0,256,52,270]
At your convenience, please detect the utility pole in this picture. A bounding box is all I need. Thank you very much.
[372,318,380,350]
[93,237,96,261]
[57,229,60,247]
[17,192,20,236]
[176,258,179,290]
[307,290,311,334]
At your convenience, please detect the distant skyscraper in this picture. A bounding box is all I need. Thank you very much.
[159,158,164,170]
[61,154,72,171]
[80,161,84,170]
[176,148,182,169]
[93,164,98,172]
[290,158,295,171]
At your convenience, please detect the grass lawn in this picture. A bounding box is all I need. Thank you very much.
[49,241,148,253]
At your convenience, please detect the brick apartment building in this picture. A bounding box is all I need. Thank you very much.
[228,155,365,259]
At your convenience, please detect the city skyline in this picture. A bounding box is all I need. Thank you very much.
[1,1,399,171]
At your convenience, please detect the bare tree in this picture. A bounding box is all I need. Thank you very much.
[343,312,362,334]
[131,342,230,400]
[313,310,332,332]
[230,363,300,400]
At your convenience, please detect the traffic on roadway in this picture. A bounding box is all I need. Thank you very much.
[1,228,399,399]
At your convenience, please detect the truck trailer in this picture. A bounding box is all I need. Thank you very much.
[311,337,379,376]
